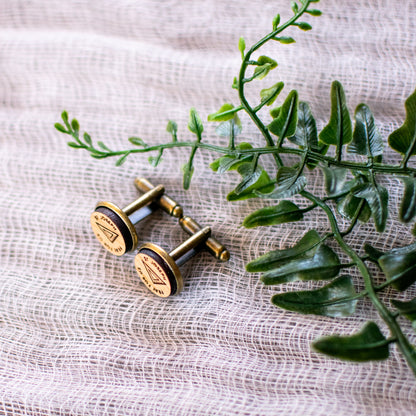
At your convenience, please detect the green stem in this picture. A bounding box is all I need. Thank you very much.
[301,190,416,375]
[401,131,416,168]
[237,145,416,175]
[236,1,312,166]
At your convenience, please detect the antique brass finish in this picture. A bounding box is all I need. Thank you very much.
[134,177,183,218]
[90,179,183,256]
[179,216,230,262]
[134,227,212,297]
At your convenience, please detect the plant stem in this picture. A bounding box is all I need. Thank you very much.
[301,189,416,375]
[236,1,313,166]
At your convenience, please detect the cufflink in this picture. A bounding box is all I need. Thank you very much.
[134,216,229,297]
[90,178,183,256]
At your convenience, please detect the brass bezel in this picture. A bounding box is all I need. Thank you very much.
[138,242,184,296]
[95,201,138,252]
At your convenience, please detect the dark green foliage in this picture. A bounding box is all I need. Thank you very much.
[57,0,416,376]
[271,275,358,317]
[388,88,416,156]
[313,322,390,361]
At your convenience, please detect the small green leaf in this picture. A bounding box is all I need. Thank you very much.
[215,118,242,138]
[305,9,322,16]
[71,118,80,133]
[364,243,385,262]
[256,166,306,199]
[246,229,322,273]
[260,82,284,106]
[115,153,129,166]
[296,22,312,31]
[253,63,272,80]
[353,183,388,232]
[348,104,383,157]
[61,110,69,124]
[388,87,416,155]
[129,137,147,147]
[321,167,348,197]
[83,132,92,146]
[188,107,204,137]
[268,90,299,141]
[400,177,416,223]
[391,298,416,322]
[272,14,280,30]
[227,170,274,201]
[97,141,111,152]
[288,101,318,149]
[313,322,390,362]
[232,77,238,89]
[274,36,296,44]
[319,81,352,147]
[210,142,253,172]
[270,106,281,119]
[337,177,372,223]
[67,141,82,148]
[233,164,263,195]
[54,123,67,133]
[257,55,278,69]
[291,1,299,14]
[243,201,303,228]
[379,246,416,291]
[238,36,246,59]
[208,103,240,122]
[272,275,358,317]
[260,244,340,284]
[166,120,178,142]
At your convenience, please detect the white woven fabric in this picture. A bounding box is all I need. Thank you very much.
[1,0,416,414]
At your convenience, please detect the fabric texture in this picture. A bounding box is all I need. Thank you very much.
[1,0,416,414]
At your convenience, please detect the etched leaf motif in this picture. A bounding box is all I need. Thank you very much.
[313,322,390,362]
[271,275,358,317]
[319,81,352,146]
[348,104,383,157]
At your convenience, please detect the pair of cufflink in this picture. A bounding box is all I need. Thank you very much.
[90,178,230,297]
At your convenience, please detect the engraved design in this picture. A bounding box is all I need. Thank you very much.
[95,222,119,243]
[135,253,171,297]
[142,261,166,286]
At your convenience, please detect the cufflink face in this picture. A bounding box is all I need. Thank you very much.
[90,178,182,256]
[90,202,137,256]
[135,223,228,297]
[134,243,182,298]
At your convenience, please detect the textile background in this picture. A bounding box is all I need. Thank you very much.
[1,0,416,414]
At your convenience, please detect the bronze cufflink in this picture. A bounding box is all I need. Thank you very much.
[90,178,183,256]
[134,216,230,297]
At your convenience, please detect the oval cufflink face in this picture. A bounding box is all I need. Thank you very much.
[90,207,131,256]
[134,247,180,297]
